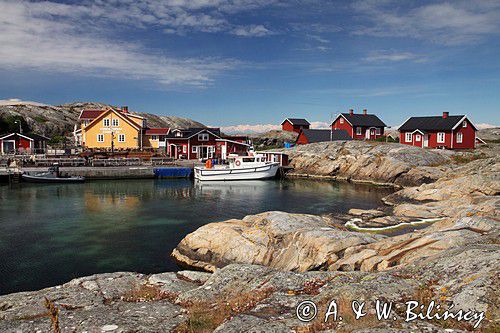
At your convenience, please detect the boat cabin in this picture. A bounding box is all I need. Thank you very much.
[227,154,270,169]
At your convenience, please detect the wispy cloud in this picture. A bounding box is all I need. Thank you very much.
[231,25,274,37]
[364,50,428,63]
[0,1,257,88]
[352,0,500,45]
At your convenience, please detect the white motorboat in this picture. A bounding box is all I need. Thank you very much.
[194,155,279,181]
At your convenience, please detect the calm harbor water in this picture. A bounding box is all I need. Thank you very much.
[0,179,394,295]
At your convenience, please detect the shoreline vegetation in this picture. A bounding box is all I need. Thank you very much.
[1,140,498,332]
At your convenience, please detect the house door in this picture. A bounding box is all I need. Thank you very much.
[2,140,15,154]
[199,146,214,159]
[365,129,372,140]
[423,134,429,148]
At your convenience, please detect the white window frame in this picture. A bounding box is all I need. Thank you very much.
[355,127,362,135]
[456,132,463,143]
[97,134,104,142]
[118,134,125,142]
[462,121,467,128]
[182,145,187,153]
[151,135,158,141]
[112,118,119,127]
[198,133,209,141]
[339,118,344,124]
[437,132,445,143]
[103,118,110,127]
[405,133,412,142]
[192,146,197,153]
[376,128,381,135]
[415,134,421,142]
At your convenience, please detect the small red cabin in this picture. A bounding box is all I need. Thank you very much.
[281,118,310,133]
[398,112,477,149]
[0,132,49,155]
[331,109,386,140]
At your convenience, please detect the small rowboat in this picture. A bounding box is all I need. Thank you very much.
[194,154,279,181]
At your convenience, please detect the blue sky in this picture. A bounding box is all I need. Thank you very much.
[0,0,499,132]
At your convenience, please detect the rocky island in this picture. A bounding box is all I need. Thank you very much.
[1,141,498,332]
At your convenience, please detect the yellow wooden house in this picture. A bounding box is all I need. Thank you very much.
[74,106,168,150]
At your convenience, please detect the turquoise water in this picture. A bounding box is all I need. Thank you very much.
[0,179,393,295]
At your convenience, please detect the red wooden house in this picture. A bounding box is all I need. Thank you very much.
[331,109,386,140]
[165,128,250,160]
[398,112,477,149]
[0,132,49,155]
[281,118,310,133]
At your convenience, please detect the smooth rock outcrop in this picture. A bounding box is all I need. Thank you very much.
[172,211,385,272]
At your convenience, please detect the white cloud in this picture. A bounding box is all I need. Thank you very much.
[0,1,245,88]
[476,123,498,129]
[220,124,279,134]
[310,121,330,129]
[231,25,273,37]
[352,0,500,45]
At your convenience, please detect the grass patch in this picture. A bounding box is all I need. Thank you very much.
[451,153,486,164]
[174,287,275,333]
[121,284,177,302]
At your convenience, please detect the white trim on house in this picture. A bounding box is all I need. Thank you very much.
[437,132,445,143]
[281,118,310,126]
[405,132,412,143]
[331,114,353,127]
[0,133,34,141]
[215,139,251,147]
[456,132,463,143]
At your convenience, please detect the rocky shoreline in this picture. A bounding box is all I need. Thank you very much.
[1,141,498,332]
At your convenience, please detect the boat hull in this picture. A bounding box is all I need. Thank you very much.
[194,163,279,181]
[22,174,85,183]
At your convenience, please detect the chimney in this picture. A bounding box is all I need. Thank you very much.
[363,109,367,115]
[349,109,354,115]
[122,106,128,113]
[442,111,449,118]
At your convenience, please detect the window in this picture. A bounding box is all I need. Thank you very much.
[97,134,104,142]
[243,158,255,162]
[192,146,197,153]
[437,132,445,143]
[182,145,187,153]
[175,131,182,137]
[103,119,110,127]
[118,134,125,142]
[151,135,158,141]
[198,133,209,141]
[415,134,421,142]
[356,127,362,135]
[456,132,463,143]
[112,119,119,127]
[376,128,381,135]
[405,133,412,142]
[339,118,344,124]
[462,121,467,128]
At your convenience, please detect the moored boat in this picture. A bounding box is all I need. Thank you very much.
[194,154,279,181]
[22,165,85,183]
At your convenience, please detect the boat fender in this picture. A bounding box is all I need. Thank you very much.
[205,160,212,169]
[235,160,241,167]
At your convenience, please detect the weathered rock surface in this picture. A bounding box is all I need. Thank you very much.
[286,141,453,187]
[173,211,385,272]
[2,241,498,332]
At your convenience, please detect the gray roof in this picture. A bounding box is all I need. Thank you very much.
[339,113,386,127]
[166,127,221,139]
[398,115,474,131]
[298,129,352,143]
[282,118,310,126]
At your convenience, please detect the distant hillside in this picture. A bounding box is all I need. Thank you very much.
[0,99,205,138]
[478,127,500,142]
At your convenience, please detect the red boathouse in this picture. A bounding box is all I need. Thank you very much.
[398,112,477,149]
[331,109,386,140]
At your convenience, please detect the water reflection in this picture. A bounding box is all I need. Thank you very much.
[0,179,392,295]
